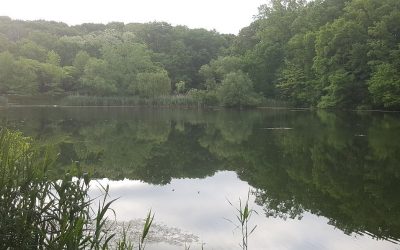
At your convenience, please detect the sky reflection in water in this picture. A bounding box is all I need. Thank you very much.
[2,107,400,249]
[91,171,398,250]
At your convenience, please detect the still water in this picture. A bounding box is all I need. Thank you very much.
[1,107,400,249]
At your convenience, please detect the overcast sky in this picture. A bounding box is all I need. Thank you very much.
[0,0,266,34]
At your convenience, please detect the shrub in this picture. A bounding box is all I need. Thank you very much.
[216,71,263,108]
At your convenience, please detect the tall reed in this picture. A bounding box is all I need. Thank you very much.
[138,210,154,250]
[227,191,257,250]
[0,128,116,249]
[61,95,201,107]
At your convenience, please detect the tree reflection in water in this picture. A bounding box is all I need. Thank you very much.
[1,107,400,242]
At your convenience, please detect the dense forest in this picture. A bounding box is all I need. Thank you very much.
[0,0,400,109]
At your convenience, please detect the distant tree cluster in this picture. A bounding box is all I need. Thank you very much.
[0,17,232,98]
[1,0,400,109]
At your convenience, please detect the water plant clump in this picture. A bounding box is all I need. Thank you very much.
[0,128,116,249]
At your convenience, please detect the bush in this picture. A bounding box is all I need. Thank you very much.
[187,89,218,106]
[216,71,263,107]
[136,71,171,98]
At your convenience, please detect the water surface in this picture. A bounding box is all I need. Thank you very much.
[1,107,400,249]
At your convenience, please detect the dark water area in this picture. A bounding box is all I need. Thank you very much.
[1,106,400,249]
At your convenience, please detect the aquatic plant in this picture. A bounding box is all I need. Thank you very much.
[138,210,154,250]
[0,128,117,249]
[227,191,257,250]
[61,95,202,108]
[117,224,134,250]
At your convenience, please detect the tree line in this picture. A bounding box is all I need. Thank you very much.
[0,0,400,109]
[204,0,400,109]
[0,17,232,98]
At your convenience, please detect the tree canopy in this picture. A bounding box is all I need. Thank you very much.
[1,0,400,109]
[0,18,231,98]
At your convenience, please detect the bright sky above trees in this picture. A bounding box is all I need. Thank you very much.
[0,0,266,34]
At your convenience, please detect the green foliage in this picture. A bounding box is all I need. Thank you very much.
[18,39,48,62]
[187,89,218,106]
[1,0,400,109]
[102,42,160,94]
[317,69,358,109]
[277,63,318,107]
[313,17,369,108]
[216,71,263,107]
[0,128,118,249]
[242,0,307,96]
[81,58,117,96]
[0,51,15,93]
[73,50,91,73]
[46,50,61,66]
[36,61,65,93]
[175,80,186,94]
[199,56,244,90]
[0,52,38,94]
[368,63,400,109]
[131,23,232,88]
[214,0,400,109]
[135,71,171,98]
[276,31,318,106]
[61,65,80,92]
[0,33,13,52]
[0,17,231,100]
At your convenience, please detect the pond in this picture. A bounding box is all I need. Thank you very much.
[1,106,400,249]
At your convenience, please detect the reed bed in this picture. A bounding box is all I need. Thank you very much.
[0,128,120,249]
[61,95,202,108]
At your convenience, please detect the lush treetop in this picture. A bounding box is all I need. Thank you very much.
[1,0,400,109]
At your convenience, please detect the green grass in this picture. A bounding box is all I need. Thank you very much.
[61,95,202,107]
